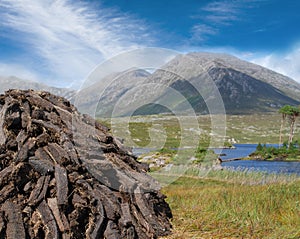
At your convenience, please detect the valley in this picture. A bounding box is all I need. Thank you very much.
[99,113,300,149]
[2,1,300,238]
[99,113,300,238]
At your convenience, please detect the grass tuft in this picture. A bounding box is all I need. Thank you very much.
[161,174,300,238]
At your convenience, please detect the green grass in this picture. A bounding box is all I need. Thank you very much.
[151,166,299,186]
[138,146,219,170]
[97,114,300,238]
[251,142,300,161]
[160,175,300,239]
[98,113,300,149]
[99,115,185,148]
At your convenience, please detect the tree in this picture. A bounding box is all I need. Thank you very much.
[279,105,300,146]
[256,143,263,151]
[279,106,287,146]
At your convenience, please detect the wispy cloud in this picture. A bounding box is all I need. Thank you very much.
[0,62,40,81]
[0,0,152,87]
[202,1,239,25]
[190,24,218,42]
[189,0,262,43]
[188,1,241,44]
[202,0,239,13]
[204,14,238,25]
[252,46,300,82]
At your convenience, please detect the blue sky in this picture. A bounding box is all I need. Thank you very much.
[0,0,300,88]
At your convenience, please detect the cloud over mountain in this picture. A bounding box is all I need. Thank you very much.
[252,45,300,83]
[0,0,152,87]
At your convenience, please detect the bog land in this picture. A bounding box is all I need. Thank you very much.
[99,113,300,148]
[161,174,300,239]
[99,113,300,238]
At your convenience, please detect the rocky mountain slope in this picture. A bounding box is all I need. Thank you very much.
[176,52,300,101]
[75,52,300,116]
[3,52,300,116]
[74,69,151,117]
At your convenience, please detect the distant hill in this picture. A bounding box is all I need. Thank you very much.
[3,52,300,116]
[0,76,75,99]
[73,69,151,116]
[74,52,300,116]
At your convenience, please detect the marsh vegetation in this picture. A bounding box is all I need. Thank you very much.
[98,113,300,238]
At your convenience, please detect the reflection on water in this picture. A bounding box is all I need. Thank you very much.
[214,144,300,175]
[213,144,279,161]
[223,160,300,175]
[133,144,300,175]
[132,147,157,156]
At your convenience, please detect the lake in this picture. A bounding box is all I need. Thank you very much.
[213,144,300,175]
[133,144,300,175]
[213,144,279,161]
[222,159,300,175]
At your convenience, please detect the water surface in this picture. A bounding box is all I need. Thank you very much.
[133,144,300,175]
[214,144,300,175]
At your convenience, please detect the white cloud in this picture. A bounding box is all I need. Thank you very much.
[204,14,238,25]
[202,1,239,14]
[252,46,300,82]
[201,1,240,25]
[0,0,151,88]
[188,1,242,44]
[0,63,40,81]
[190,24,218,43]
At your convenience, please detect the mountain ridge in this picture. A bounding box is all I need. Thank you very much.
[184,52,300,101]
[2,52,300,116]
[107,52,300,116]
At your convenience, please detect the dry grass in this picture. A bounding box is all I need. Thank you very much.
[161,176,300,239]
[99,113,300,148]
[98,114,300,238]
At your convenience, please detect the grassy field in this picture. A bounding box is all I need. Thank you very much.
[99,113,300,149]
[99,114,300,238]
[160,174,300,239]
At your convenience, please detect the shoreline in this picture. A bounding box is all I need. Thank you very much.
[221,156,300,163]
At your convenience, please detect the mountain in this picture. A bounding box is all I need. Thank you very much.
[3,52,300,116]
[74,69,151,116]
[74,52,300,116]
[179,53,300,101]
[0,76,75,99]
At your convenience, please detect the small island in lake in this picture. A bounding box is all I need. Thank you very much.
[249,142,300,162]
[247,105,300,162]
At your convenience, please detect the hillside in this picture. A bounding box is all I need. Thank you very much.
[3,52,300,116]
[74,52,300,116]
[74,69,151,116]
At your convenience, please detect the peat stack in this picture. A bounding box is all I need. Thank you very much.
[0,89,172,239]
